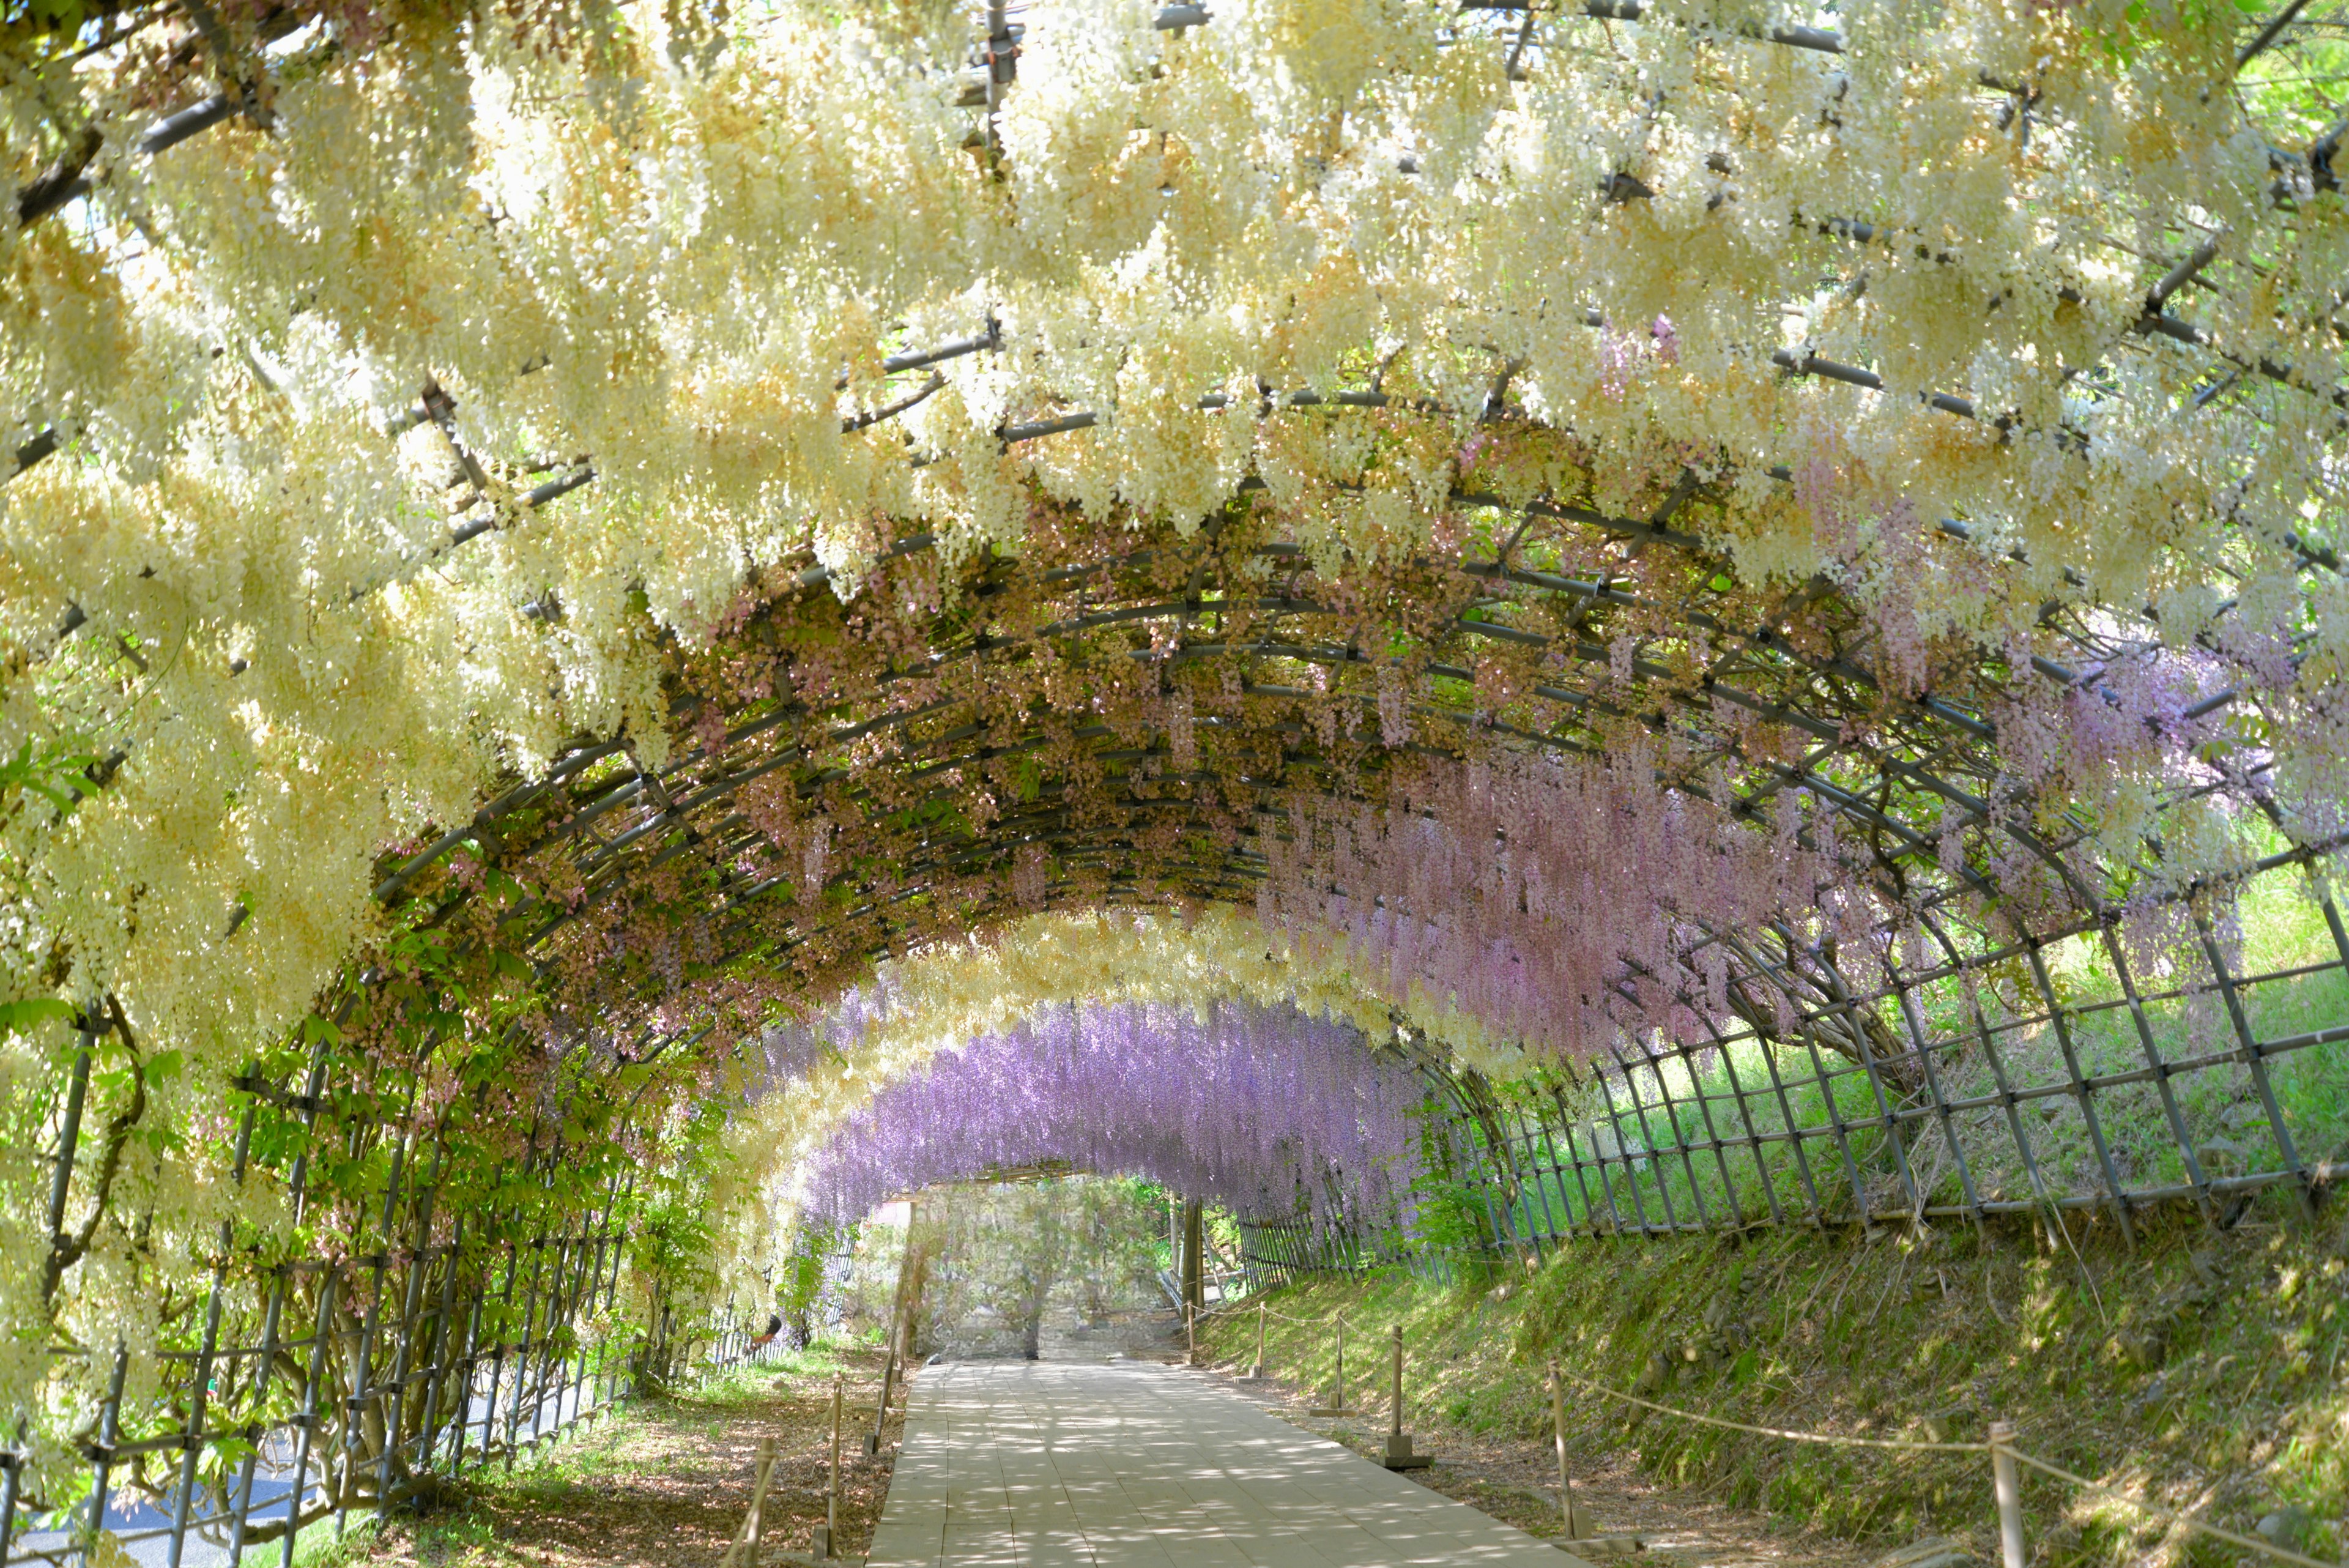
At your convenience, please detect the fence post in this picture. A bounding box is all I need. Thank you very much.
[1548,1361,1590,1539]
[1310,1317,1348,1415]
[812,1373,843,1559]
[724,1436,775,1568]
[866,1308,901,1457]
[1250,1299,1267,1380]
[1379,1326,1430,1469]
[1989,1420,2025,1568]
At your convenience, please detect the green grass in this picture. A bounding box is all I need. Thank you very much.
[1208,1208,2349,1568]
[1470,869,2349,1246]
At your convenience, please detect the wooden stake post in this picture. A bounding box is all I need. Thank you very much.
[1248,1298,1267,1380]
[865,1307,901,1457]
[1308,1317,1348,1416]
[866,1199,922,1457]
[718,1437,777,1568]
[1548,1361,1593,1539]
[812,1375,844,1559]
[1990,1421,2026,1568]
[1378,1326,1430,1470]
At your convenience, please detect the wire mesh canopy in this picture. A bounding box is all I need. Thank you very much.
[1,0,2340,1025]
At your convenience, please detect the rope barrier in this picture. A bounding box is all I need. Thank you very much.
[1549,1366,2340,1568]
[1549,1367,1987,1453]
[1209,1293,2338,1568]
[2005,1449,2341,1568]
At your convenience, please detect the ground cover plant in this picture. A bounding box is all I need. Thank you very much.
[332,1345,904,1568]
[1205,1208,2349,1568]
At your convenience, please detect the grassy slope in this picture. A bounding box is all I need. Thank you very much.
[1203,1203,2348,1568]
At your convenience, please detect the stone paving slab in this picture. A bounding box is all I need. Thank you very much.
[868,1359,1586,1567]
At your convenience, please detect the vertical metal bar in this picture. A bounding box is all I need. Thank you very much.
[169,1098,258,1568]
[225,1271,288,1568]
[1740,1001,1829,1228]
[377,1143,441,1511]
[1669,1038,1746,1227]
[1587,1062,1657,1233]
[1915,913,2058,1236]
[1578,1109,1629,1237]
[341,1110,415,1534]
[1519,1108,1565,1244]
[480,1239,519,1463]
[1887,970,1986,1223]
[44,1027,96,1279]
[1794,1014,1876,1227]
[1699,1019,1786,1228]
[2193,910,2315,1221]
[562,1230,596,1429]
[1990,1421,2027,1568]
[1603,1047,1682,1231]
[231,1043,329,1568]
[505,1240,549,1466]
[451,1293,485,1472]
[1542,1079,1608,1235]
[1672,1044,1747,1241]
[1526,1098,1574,1239]
[0,1444,24,1568]
[84,1348,129,1568]
[1527,1090,1583,1236]
[1633,1035,1716,1228]
[416,1211,466,1476]
[2093,921,2213,1222]
[573,1227,606,1426]
[2020,940,2139,1244]
[282,1273,339,1568]
[1803,942,1926,1220]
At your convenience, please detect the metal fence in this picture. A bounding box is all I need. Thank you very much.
[6,1035,772,1568]
[1238,853,2349,1280]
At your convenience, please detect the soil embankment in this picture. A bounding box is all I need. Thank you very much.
[1201,1209,2347,1568]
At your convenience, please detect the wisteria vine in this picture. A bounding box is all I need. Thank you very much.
[794,1000,1428,1231]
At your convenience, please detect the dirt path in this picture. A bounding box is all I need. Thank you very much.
[363,1349,904,1568]
[1192,1358,1880,1568]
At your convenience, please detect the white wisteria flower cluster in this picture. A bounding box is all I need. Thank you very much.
[0,0,2340,1403]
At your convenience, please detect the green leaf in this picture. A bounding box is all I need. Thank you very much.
[0,997,77,1033]
[1731,1348,1761,1383]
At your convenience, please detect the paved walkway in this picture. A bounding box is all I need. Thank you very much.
[868,1359,1580,1567]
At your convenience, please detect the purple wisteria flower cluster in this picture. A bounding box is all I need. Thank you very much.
[796,1000,1428,1228]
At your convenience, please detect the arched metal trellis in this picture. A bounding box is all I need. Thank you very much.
[11,0,2349,1562]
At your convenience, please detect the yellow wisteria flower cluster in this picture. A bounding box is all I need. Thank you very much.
[0,0,2342,1474]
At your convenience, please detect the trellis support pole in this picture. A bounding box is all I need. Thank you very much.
[1990,1420,2025,1568]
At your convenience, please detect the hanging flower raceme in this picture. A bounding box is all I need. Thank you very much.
[793,998,1427,1230]
[1260,749,1836,1058]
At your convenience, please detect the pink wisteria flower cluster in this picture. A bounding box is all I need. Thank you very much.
[796,1000,1428,1228]
[1258,749,1839,1058]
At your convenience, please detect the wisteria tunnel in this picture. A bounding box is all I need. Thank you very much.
[3,0,2348,1562]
